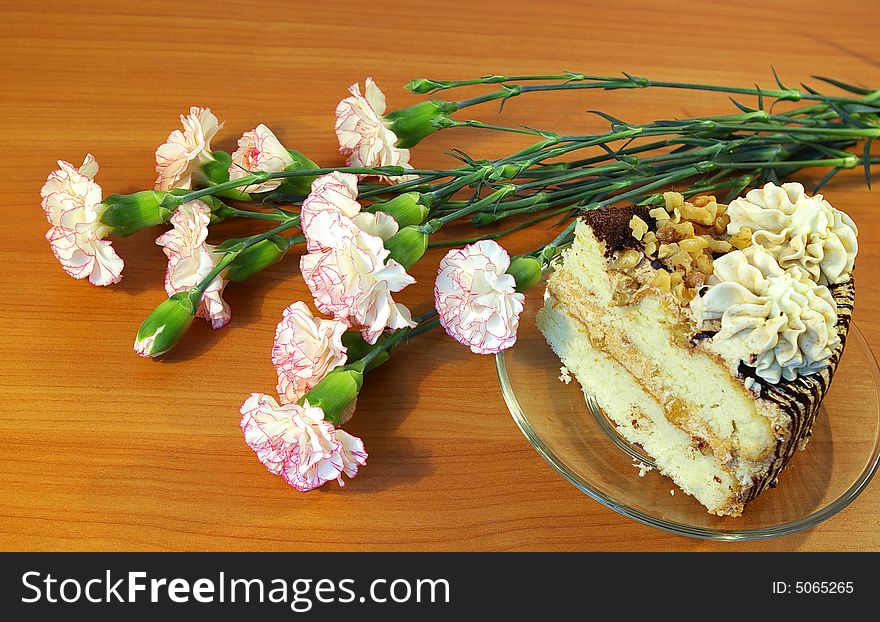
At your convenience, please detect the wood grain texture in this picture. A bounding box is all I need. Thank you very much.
[1,0,879,551]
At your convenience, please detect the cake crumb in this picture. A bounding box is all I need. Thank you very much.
[670,489,675,496]
[558,366,572,384]
[633,460,653,477]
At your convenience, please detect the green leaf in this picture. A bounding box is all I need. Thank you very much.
[588,109,628,128]
[755,84,765,111]
[812,75,872,95]
[770,65,788,90]
[827,100,870,128]
[863,138,873,189]
[621,72,649,87]
[729,97,757,114]
[842,103,880,114]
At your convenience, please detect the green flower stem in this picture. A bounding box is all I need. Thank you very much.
[193,218,302,296]
[590,165,707,208]
[442,119,556,138]
[427,205,573,249]
[714,156,860,170]
[439,73,878,111]
[407,73,620,93]
[565,139,674,169]
[164,167,472,209]
[405,316,442,340]
[428,168,491,204]
[499,128,641,165]
[633,122,880,139]
[224,207,292,221]
[428,185,518,229]
[349,311,441,371]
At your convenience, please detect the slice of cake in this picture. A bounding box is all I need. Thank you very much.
[538,183,858,516]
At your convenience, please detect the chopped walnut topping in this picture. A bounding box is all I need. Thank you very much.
[730,226,753,250]
[679,236,709,255]
[679,199,715,226]
[643,231,658,256]
[629,215,649,241]
[703,236,732,254]
[610,248,642,270]
[713,212,731,235]
[650,268,672,291]
[624,190,749,305]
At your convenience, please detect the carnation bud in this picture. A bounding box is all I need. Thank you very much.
[384,100,459,148]
[277,149,320,196]
[368,192,429,228]
[222,236,288,282]
[301,367,364,425]
[404,78,451,94]
[507,255,543,292]
[384,225,428,269]
[133,290,198,358]
[98,191,173,236]
[198,150,233,185]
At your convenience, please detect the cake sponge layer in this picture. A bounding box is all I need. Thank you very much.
[538,298,743,515]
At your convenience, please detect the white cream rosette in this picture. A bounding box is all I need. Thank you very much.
[692,246,839,384]
[726,182,858,285]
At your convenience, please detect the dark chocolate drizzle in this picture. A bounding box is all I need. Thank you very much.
[579,206,857,506]
[739,277,855,503]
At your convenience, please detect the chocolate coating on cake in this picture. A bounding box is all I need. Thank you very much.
[740,277,855,503]
[580,205,653,255]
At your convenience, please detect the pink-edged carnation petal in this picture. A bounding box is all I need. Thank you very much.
[300,209,415,344]
[334,429,368,484]
[334,78,415,183]
[156,200,230,328]
[41,155,124,286]
[299,172,398,242]
[239,394,364,492]
[228,124,295,193]
[300,172,362,233]
[272,301,348,404]
[46,225,124,286]
[155,106,222,191]
[434,240,524,354]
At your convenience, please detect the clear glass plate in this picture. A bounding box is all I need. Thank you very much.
[496,284,880,541]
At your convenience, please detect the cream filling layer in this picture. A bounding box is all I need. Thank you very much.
[538,295,743,516]
[547,222,785,487]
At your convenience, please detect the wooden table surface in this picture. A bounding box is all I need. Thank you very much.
[2,0,879,551]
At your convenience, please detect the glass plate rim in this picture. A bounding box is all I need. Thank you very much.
[496,322,880,542]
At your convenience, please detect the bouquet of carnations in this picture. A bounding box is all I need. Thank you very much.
[40,70,879,491]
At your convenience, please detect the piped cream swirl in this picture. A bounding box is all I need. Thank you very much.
[727,182,858,285]
[691,246,839,385]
